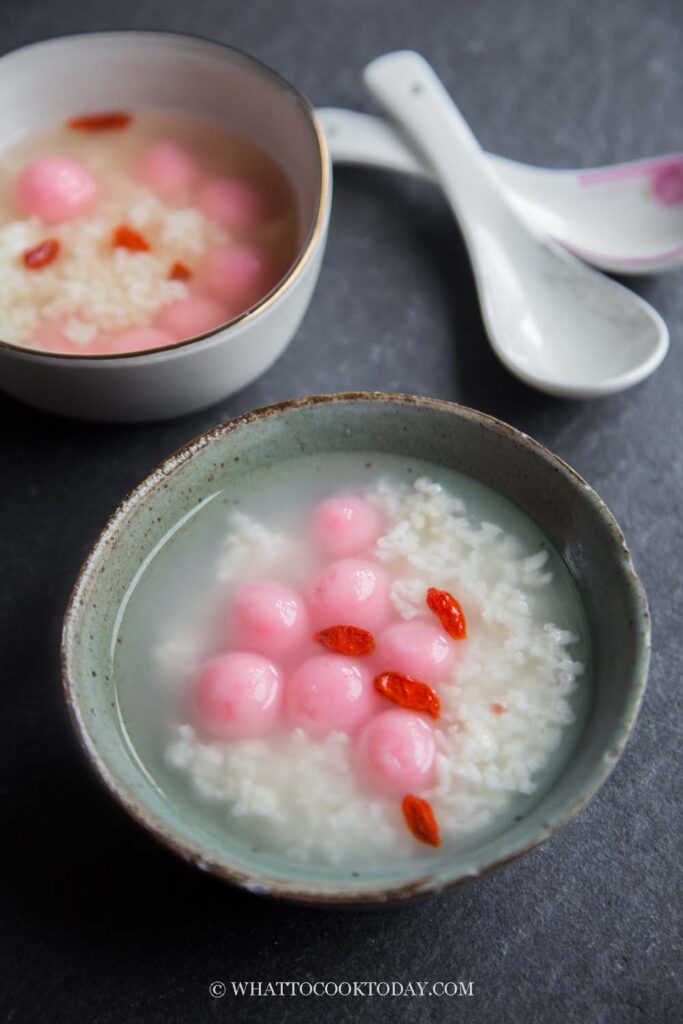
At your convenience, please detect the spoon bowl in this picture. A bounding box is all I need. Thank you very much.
[318,107,683,275]
[363,52,669,399]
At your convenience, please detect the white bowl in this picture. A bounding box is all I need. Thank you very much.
[0,32,331,421]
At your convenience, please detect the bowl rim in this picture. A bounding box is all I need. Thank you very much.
[0,29,330,363]
[61,392,651,905]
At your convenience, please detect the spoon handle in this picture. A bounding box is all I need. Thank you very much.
[363,51,515,228]
[316,107,431,178]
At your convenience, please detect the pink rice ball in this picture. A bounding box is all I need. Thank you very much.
[229,580,309,660]
[356,710,436,794]
[193,652,282,740]
[286,654,377,738]
[197,178,270,229]
[375,619,455,684]
[101,327,175,355]
[198,245,273,309]
[154,296,229,340]
[15,156,97,223]
[136,140,198,199]
[311,494,382,558]
[310,558,391,631]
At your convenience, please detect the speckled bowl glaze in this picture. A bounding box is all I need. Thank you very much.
[62,393,650,905]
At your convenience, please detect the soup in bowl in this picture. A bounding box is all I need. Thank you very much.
[0,32,330,421]
[62,393,650,904]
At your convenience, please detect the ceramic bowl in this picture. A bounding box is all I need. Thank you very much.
[62,393,650,904]
[0,32,330,421]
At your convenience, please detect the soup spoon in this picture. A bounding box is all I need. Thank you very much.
[362,52,669,398]
[317,107,683,276]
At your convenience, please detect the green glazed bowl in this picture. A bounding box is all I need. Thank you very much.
[62,393,650,905]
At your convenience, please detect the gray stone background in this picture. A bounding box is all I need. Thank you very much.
[1,1,681,1021]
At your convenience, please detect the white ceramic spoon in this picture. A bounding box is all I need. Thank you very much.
[362,51,669,398]
[317,107,683,275]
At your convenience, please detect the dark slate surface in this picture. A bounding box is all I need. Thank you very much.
[1,2,681,1022]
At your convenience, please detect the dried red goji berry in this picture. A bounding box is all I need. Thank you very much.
[112,225,150,252]
[67,111,132,131]
[374,671,440,719]
[169,260,192,281]
[22,238,60,270]
[314,625,375,656]
[402,794,441,847]
[426,587,467,640]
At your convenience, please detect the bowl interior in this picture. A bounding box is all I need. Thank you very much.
[62,395,649,902]
[0,31,323,251]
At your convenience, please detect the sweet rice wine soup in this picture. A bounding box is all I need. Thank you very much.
[0,110,299,354]
[113,452,591,870]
